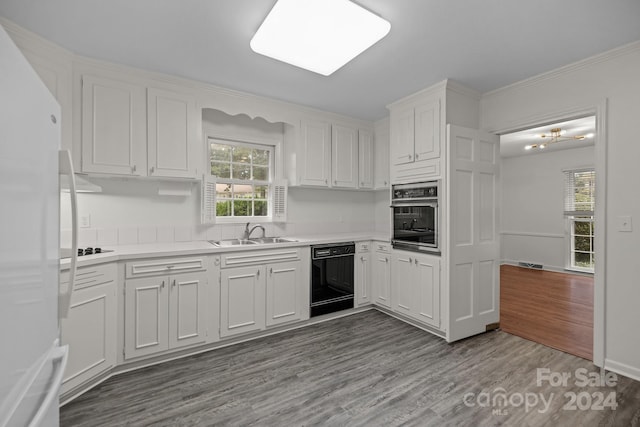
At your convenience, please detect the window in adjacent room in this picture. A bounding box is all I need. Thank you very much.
[564,168,595,273]
[209,138,273,219]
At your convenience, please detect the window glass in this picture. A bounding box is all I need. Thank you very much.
[210,139,273,219]
[564,168,595,272]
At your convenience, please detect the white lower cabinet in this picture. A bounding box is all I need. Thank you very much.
[60,263,117,394]
[391,250,441,328]
[220,266,266,337]
[220,248,306,338]
[372,243,392,308]
[266,261,303,327]
[124,257,208,360]
[355,242,372,306]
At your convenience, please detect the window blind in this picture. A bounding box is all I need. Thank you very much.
[564,168,595,216]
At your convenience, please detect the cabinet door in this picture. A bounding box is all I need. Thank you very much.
[124,276,169,359]
[147,88,198,178]
[332,124,358,188]
[299,119,331,187]
[220,266,265,337]
[414,255,440,328]
[373,119,390,189]
[81,75,146,175]
[358,129,374,189]
[391,252,414,316]
[372,251,391,308]
[355,252,372,306]
[266,261,301,327]
[168,271,207,349]
[390,105,415,165]
[414,99,440,162]
[60,281,116,394]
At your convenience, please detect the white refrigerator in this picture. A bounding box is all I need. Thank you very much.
[0,23,75,426]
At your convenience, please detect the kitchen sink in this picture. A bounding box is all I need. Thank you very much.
[249,237,298,244]
[209,237,297,247]
[209,239,259,247]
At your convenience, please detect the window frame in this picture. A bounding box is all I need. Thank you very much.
[208,137,277,223]
[564,168,595,273]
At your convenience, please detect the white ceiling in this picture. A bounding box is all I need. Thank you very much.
[1,1,640,121]
[500,116,596,158]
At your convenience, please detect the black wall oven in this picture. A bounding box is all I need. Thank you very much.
[391,181,440,254]
[310,242,355,317]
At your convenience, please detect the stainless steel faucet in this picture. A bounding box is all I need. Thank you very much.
[242,222,266,240]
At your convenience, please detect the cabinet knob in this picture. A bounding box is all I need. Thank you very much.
[384,181,388,186]
[409,258,413,263]
[385,257,389,263]
[414,258,418,265]
[361,256,365,262]
[150,166,155,174]
[334,180,337,185]
[257,269,260,277]
[415,153,419,159]
[131,165,137,173]
[269,268,273,275]
[325,179,328,184]
[214,257,220,266]
[408,154,412,160]
[161,280,165,289]
[172,279,176,287]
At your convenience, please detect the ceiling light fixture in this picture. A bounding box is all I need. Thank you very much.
[250,0,391,76]
[524,127,590,151]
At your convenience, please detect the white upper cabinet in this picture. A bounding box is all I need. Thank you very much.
[373,118,390,189]
[389,88,442,184]
[289,117,374,190]
[414,100,441,162]
[358,128,374,189]
[332,123,358,188]
[147,88,198,178]
[391,105,416,166]
[81,75,147,175]
[297,118,332,187]
[390,98,440,165]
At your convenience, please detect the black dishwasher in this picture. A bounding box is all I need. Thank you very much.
[310,242,355,317]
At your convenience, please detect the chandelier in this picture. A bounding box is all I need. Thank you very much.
[525,127,589,150]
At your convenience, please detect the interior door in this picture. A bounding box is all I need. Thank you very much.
[447,125,500,342]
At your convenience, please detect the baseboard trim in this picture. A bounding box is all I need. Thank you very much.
[604,358,640,382]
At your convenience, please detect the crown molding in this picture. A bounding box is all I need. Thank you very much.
[483,40,640,99]
[0,16,73,64]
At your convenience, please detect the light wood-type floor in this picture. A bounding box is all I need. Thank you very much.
[60,310,639,426]
[500,265,594,360]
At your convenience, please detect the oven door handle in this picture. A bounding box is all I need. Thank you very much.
[390,202,438,208]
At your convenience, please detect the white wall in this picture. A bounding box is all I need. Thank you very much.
[481,42,640,379]
[61,182,380,248]
[500,145,595,270]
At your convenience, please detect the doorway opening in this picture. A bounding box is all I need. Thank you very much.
[499,116,596,360]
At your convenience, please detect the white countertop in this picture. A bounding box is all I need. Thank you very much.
[60,232,390,269]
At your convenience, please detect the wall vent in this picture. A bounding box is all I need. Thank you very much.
[518,261,543,270]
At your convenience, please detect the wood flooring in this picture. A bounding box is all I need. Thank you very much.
[60,310,639,427]
[500,265,594,360]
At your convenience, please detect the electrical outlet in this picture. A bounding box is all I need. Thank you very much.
[617,215,632,232]
[80,214,91,228]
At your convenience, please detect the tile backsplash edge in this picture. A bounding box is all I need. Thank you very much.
[62,221,375,248]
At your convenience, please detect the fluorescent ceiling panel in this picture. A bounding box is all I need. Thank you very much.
[250,0,391,76]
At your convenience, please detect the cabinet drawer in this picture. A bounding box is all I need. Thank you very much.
[393,158,440,183]
[357,242,370,253]
[126,257,206,278]
[221,249,300,268]
[374,242,391,253]
[60,263,116,291]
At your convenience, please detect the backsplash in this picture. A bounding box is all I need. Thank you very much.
[62,220,376,249]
